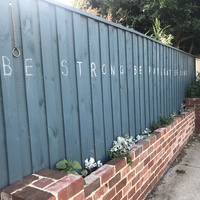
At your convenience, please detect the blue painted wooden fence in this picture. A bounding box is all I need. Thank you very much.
[0,0,195,189]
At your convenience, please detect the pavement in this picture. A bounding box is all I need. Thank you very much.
[146,132,200,200]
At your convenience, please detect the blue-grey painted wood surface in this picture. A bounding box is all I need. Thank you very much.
[19,0,49,174]
[0,0,196,189]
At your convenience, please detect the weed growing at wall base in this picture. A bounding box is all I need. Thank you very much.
[150,114,175,132]
[56,157,103,177]
[56,159,82,175]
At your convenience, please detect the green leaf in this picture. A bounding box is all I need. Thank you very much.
[56,159,68,170]
[69,170,79,175]
[71,161,82,170]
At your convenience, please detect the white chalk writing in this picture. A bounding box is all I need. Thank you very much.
[61,60,68,76]
[1,56,189,80]
[2,56,12,76]
[25,58,33,76]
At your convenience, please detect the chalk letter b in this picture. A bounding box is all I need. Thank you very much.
[2,56,12,76]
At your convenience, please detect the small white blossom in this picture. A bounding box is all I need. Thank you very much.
[85,157,97,170]
[141,128,152,136]
[97,160,103,168]
[171,112,176,117]
[136,134,143,141]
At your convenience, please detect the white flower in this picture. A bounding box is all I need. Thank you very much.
[85,157,97,170]
[136,135,143,141]
[141,128,152,136]
[97,160,103,168]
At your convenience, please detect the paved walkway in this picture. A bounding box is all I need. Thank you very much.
[146,133,200,200]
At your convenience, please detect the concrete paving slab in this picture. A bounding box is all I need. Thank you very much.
[146,133,200,200]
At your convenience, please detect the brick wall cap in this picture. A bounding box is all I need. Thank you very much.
[132,144,143,158]
[12,186,55,200]
[92,164,115,184]
[45,174,83,193]
[153,127,166,133]
[1,175,38,195]
[35,169,67,180]
[107,157,127,172]
[84,175,100,197]
[84,175,100,187]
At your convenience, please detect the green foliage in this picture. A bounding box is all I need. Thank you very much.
[108,135,135,165]
[150,114,175,132]
[108,151,132,165]
[80,0,200,54]
[150,121,161,132]
[160,115,174,126]
[146,18,174,45]
[56,159,82,175]
[187,72,200,98]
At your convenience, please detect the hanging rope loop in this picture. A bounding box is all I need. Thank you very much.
[12,47,20,58]
[9,0,20,58]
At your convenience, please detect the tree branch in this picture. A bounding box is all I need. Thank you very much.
[189,38,194,54]
[174,34,194,48]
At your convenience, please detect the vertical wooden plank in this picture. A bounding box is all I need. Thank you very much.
[175,51,178,112]
[133,34,140,135]
[143,38,150,128]
[179,53,182,104]
[177,52,180,109]
[166,49,170,114]
[88,18,105,161]
[0,0,23,184]
[126,32,136,137]
[171,50,174,112]
[181,54,185,98]
[99,22,114,153]
[156,43,161,118]
[73,13,95,160]
[169,49,173,113]
[118,29,129,135]
[138,36,145,131]
[159,45,165,116]
[160,45,164,116]
[172,50,176,112]
[182,54,186,99]
[56,8,81,162]
[13,0,33,177]
[19,0,49,173]
[152,42,157,121]
[0,82,8,188]
[185,55,189,93]
[109,26,122,138]
[148,40,154,125]
[39,1,65,168]
[163,47,166,115]
[184,55,189,93]
[165,48,170,116]
[0,2,9,188]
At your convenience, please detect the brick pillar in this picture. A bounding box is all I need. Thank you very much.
[185,98,200,127]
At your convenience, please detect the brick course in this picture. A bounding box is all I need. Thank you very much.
[0,108,195,200]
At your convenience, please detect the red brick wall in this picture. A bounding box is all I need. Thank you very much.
[185,98,200,127]
[0,109,195,200]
